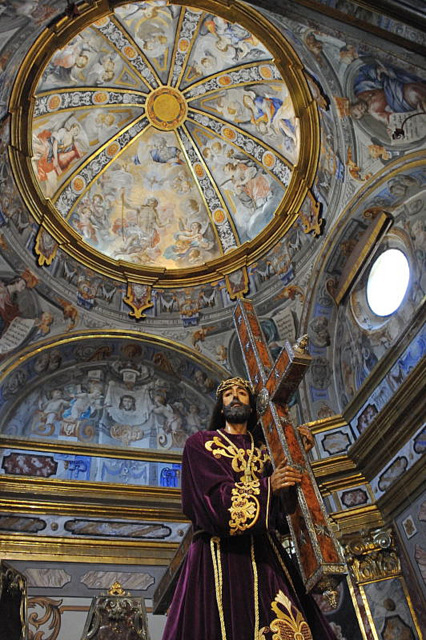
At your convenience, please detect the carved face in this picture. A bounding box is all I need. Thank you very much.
[222,384,251,424]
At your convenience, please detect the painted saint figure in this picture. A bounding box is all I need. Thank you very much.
[162,377,337,640]
[349,62,426,126]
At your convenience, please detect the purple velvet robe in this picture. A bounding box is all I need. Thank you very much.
[162,429,336,640]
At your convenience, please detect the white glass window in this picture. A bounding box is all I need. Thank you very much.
[366,249,410,316]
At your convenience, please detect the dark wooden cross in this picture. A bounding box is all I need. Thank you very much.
[153,299,345,613]
[233,299,346,597]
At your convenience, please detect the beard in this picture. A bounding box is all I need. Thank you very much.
[222,401,251,424]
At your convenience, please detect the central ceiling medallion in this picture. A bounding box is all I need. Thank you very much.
[147,87,188,130]
[9,0,320,286]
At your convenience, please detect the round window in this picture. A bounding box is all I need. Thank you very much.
[366,249,410,316]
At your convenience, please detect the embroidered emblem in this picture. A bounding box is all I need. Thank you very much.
[258,590,313,639]
[205,436,269,478]
[229,479,260,535]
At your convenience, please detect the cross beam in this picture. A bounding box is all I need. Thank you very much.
[234,299,346,595]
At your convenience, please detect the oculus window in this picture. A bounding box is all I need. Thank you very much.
[366,249,410,317]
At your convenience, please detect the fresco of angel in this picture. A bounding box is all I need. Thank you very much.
[242,87,298,154]
[203,83,299,160]
[32,116,89,196]
[163,200,214,265]
[201,15,267,63]
[86,53,119,86]
[222,159,271,211]
[40,35,91,87]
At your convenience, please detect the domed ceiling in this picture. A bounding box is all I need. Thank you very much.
[9,0,318,285]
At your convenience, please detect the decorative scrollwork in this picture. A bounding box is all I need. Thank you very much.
[342,528,401,584]
[28,597,62,640]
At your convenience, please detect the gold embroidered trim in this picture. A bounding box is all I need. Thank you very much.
[210,536,228,640]
[266,476,271,529]
[229,479,261,535]
[259,590,313,640]
[250,536,259,640]
[205,433,270,480]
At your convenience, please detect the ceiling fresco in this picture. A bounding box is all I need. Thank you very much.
[10,0,319,284]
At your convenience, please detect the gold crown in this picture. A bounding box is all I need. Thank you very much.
[216,377,254,398]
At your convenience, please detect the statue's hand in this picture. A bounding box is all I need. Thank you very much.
[270,457,302,494]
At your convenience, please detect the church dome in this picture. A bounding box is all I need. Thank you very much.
[9,0,319,285]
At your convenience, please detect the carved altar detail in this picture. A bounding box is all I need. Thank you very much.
[342,528,422,639]
[80,582,150,640]
[343,528,400,583]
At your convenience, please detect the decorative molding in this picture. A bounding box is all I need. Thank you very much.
[0,533,178,565]
[0,476,181,511]
[342,527,400,583]
[0,437,182,464]
[0,498,185,523]
[311,455,358,479]
[316,469,367,494]
[331,505,384,537]
[302,414,348,435]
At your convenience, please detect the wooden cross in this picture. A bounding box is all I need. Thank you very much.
[153,299,345,614]
[233,299,346,597]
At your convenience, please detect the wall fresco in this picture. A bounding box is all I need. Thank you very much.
[370,423,425,500]
[0,448,182,487]
[0,335,221,454]
[349,325,426,437]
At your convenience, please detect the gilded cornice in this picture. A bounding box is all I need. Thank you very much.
[310,455,358,481]
[0,533,178,565]
[0,476,181,510]
[302,414,348,435]
[332,505,384,538]
[0,437,182,465]
[0,497,185,523]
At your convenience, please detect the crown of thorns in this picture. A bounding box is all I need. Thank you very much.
[215,377,254,398]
